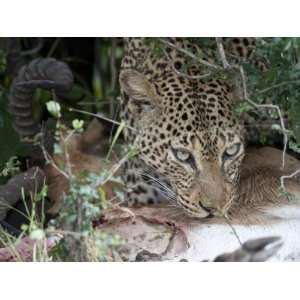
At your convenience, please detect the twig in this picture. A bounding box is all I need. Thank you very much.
[258,80,300,94]
[280,168,300,193]
[159,38,221,70]
[171,64,212,80]
[223,216,243,247]
[96,149,137,187]
[107,200,137,219]
[47,38,61,58]
[215,38,231,69]
[40,143,69,180]
[68,107,137,132]
[239,66,288,169]
[163,49,212,80]
[214,38,289,169]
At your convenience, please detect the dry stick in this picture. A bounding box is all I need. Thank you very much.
[215,40,300,195]
[223,216,243,247]
[40,138,69,180]
[38,111,69,180]
[215,39,288,169]
[171,64,212,80]
[163,49,212,80]
[41,132,70,180]
[106,192,138,223]
[47,38,61,58]
[78,100,120,106]
[159,38,221,70]
[95,149,136,187]
[239,66,288,170]
[258,80,300,94]
[280,168,300,192]
[68,107,137,132]
[215,38,231,69]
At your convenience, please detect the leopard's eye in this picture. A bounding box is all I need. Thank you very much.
[171,148,197,169]
[175,150,191,161]
[224,143,241,158]
[172,148,192,162]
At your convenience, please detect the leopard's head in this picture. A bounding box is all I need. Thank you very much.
[120,69,245,218]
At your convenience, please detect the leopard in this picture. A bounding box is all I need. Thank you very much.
[119,37,269,219]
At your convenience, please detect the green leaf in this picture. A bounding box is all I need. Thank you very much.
[72,119,84,131]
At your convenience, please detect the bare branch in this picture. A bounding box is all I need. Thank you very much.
[163,49,212,80]
[159,38,221,70]
[78,100,120,106]
[280,168,300,193]
[258,80,300,94]
[214,38,289,169]
[215,38,231,69]
[68,107,137,132]
[171,65,212,80]
[40,143,69,180]
[223,215,243,246]
[239,66,288,169]
[95,149,136,187]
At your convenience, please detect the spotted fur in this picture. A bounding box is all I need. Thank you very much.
[119,38,258,218]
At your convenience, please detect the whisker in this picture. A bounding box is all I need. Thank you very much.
[143,165,213,186]
[137,171,176,196]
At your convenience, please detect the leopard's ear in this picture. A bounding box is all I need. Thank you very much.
[119,69,157,102]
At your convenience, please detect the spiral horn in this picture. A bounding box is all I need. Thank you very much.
[9,58,74,138]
